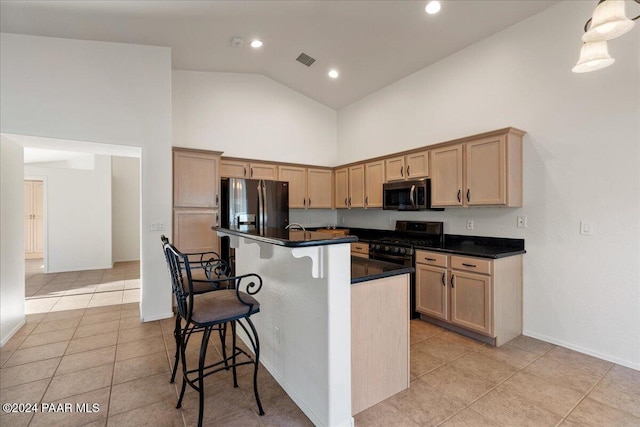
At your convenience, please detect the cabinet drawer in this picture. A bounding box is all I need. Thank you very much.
[451,256,491,275]
[415,250,448,268]
[351,242,369,255]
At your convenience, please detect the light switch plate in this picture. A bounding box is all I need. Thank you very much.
[466,220,474,230]
[517,216,528,228]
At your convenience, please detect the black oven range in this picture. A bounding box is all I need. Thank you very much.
[362,221,444,319]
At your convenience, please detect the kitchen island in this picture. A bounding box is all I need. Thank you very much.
[213,226,412,426]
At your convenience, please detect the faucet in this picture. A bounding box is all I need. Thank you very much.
[285,223,307,232]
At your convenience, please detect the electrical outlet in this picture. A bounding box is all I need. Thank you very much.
[150,221,166,231]
[466,220,474,230]
[517,216,528,228]
[580,220,593,236]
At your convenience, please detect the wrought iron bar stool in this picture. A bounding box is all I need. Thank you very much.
[163,241,265,427]
[160,235,232,384]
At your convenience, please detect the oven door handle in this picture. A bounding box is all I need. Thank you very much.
[370,252,411,263]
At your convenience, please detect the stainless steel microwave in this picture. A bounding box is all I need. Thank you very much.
[382,178,443,211]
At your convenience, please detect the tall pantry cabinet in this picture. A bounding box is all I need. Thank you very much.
[172,148,222,255]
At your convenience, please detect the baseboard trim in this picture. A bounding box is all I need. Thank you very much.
[523,329,640,371]
[141,311,173,323]
[1,318,27,348]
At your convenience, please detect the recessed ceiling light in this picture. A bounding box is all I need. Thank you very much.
[425,1,441,14]
[328,69,339,79]
[250,39,263,48]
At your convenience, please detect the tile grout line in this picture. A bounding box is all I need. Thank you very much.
[555,362,628,426]
[434,340,558,426]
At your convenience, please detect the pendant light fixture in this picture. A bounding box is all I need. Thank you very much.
[572,0,640,73]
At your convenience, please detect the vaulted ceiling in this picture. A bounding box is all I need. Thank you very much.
[1,0,559,109]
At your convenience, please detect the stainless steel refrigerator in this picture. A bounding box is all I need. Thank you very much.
[220,178,289,272]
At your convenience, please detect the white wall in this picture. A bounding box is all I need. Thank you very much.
[24,155,113,272]
[0,33,173,322]
[173,70,340,227]
[0,136,26,346]
[172,70,337,166]
[112,156,141,262]
[337,1,640,369]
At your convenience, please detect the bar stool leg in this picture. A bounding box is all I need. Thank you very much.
[170,314,181,383]
[176,326,189,409]
[245,317,265,415]
[197,327,212,427]
[231,321,238,387]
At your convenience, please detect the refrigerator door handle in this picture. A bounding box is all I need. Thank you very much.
[261,180,268,231]
[257,180,264,231]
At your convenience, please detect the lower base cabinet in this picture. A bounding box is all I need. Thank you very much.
[415,250,522,346]
[351,274,409,415]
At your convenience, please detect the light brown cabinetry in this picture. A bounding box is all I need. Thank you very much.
[415,250,522,346]
[351,242,369,259]
[279,165,333,209]
[220,159,278,180]
[24,180,44,259]
[384,150,429,182]
[351,274,409,415]
[335,165,365,209]
[173,148,222,255]
[364,160,385,208]
[430,128,524,208]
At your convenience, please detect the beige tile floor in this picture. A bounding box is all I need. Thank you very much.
[1,262,639,426]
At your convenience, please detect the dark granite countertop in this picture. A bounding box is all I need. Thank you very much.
[347,228,525,259]
[213,226,357,247]
[351,256,415,284]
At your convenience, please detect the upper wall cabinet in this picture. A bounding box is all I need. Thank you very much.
[335,165,365,209]
[220,159,278,180]
[173,148,220,208]
[364,160,385,208]
[430,128,524,208]
[384,150,429,182]
[278,165,333,209]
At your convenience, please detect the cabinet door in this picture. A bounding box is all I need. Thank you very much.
[174,150,219,208]
[384,156,405,182]
[307,168,333,208]
[278,166,307,208]
[220,160,248,178]
[430,145,463,207]
[334,168,349,209]
[450,270,492,335]
[349,164,365,208]
[406,151,429,179]
[173,209,220,255]
[365,161,385,208]
[416,264,448,320]
[249,163,278,180]
[465,136,506,206]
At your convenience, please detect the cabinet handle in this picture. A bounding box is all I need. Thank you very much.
[451,274,455,288]
[457,189,461,203]
[355,246,363,250]
[345,197,348,207]
[467,189,471,202]
[441,272,446,286]
[400,166,403,177]
[250,167,253,177]
[303,198,306,207]
[244,167,247,177]
[407,165,410,176]
[425,257,436,261]
[308,198,311,207]
[348,197,352,207]
[216,213,219,227]
[215,194,219,207]
[365,196,368,207]
[462,263,477,268]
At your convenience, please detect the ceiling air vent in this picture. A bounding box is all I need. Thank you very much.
[296,53,316,67]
